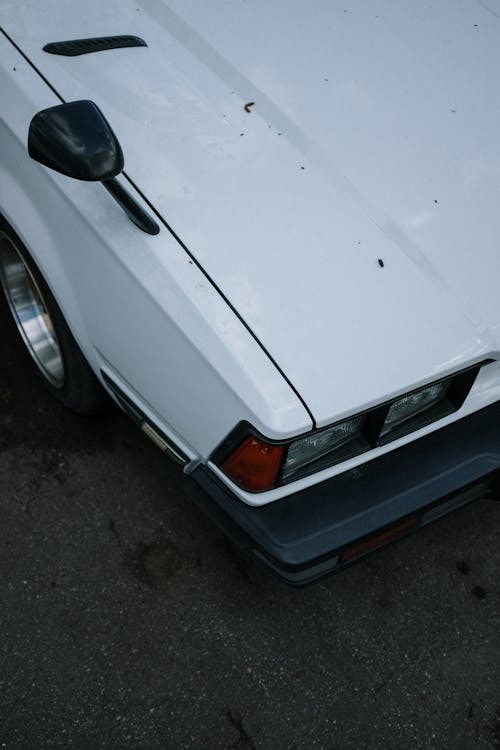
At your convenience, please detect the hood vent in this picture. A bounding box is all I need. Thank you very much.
[43,35,147,56]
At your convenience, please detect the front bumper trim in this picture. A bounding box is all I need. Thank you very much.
[187,402,500,585]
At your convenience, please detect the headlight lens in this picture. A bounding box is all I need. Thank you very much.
[380,381,449,438]
[282,415,364,480]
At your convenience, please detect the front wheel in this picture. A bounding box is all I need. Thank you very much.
[0,217,110,414]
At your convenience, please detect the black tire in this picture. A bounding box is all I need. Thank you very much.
[0,215,111,414]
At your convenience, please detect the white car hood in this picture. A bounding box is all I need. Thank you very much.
[3,0,500,427]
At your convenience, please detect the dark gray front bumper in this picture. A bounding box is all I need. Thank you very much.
[187,402,500,585]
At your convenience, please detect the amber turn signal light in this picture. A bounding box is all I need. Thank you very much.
[222,436,284,492]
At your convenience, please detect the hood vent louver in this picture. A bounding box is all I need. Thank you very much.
[43,35,147,57]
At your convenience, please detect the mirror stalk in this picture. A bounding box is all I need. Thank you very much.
[102,179,160,236]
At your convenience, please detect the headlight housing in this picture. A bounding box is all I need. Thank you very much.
[282,415,364,480]
[213,362,485,492]
[379,380,450,442]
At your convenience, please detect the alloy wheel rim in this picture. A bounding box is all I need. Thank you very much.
[0,232,65,388]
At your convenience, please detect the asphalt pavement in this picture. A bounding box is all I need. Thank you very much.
[1,295,500,750]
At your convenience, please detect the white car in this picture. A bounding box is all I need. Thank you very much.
[1,1,500,584]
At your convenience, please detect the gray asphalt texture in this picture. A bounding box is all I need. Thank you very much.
[1,299,500,750]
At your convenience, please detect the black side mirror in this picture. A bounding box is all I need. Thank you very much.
[28,100,124,181]
[28,100,159,234]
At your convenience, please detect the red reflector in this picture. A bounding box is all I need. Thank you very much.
[340,516,420,563]
[222,436,284,492]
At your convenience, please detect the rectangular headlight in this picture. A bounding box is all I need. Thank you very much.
[282,415,364,480]
[380,381,450,439]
